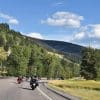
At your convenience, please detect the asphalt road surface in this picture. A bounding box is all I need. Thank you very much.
[0,78,68,100]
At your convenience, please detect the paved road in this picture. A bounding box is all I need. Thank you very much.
[0,78,68,100]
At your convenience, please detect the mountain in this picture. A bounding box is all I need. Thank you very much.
[26,37,85,62]
[41,40,84,56]
[26,37,84,56]
[0,23,84,63]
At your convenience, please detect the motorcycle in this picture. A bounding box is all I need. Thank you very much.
[30,83,37,90]
[17,77,23,84]
[30,81,39,90]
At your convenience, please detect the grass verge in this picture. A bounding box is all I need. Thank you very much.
[48,80,100,100]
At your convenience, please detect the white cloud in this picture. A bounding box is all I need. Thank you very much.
[62,35,73,42]
[67,24,100,48]
[74,32,85,40]
[71,24,100,41]
[8,19,19,24]
[0,12,19,25]
[41,11,84,28]
[89,24,100,38]
[26,32,43,39]
[92,44,100,49]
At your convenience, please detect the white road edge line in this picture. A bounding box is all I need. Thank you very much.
[37,87,53,100]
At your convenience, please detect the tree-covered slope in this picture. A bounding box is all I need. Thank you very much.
[26,37,84,63]
[26,37,84,57]
[42,40,83,56]
[0,23,100,80]
[0,23,81,78]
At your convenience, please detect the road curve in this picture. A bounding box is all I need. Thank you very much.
[0,78,69,100]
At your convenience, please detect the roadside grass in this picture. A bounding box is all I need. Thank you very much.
[48,80,100,100]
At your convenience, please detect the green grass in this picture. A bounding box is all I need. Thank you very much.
[48,80,100,100]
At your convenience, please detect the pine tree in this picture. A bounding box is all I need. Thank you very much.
[80,47,97,80]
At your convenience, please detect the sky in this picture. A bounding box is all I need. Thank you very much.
[0,0,100,48]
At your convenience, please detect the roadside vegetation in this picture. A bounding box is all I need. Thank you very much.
[48,80,100,100]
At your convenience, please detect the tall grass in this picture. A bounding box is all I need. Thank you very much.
[48,80,100,100]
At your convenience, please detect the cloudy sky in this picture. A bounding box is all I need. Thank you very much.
[0,0,100,48]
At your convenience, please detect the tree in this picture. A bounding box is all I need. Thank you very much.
[95,49,100,80]
[80,47,97,80]
[7,45,31,76]
[0,35,5,47]
[51,56,63,79]
[0,23,9,30]
[0,47,7,75]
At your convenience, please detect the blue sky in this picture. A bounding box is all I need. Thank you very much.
[0,0,100,48]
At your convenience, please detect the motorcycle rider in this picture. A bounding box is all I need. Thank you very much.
[17,76,23,84]
[30,76,39,89]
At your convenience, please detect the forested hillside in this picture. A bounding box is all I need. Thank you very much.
[26,37,84,63]
[0,23,80,78]
[0,23,100,80]
[41,40,83,57]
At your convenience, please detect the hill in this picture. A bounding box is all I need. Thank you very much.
[0,23,82,78]
[26,37,84,62]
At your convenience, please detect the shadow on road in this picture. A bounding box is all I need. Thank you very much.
[11,81,17,84]
[21,87,32,90]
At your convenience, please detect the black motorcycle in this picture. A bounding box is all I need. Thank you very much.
[30,79,39,90]
[30,82,37,90]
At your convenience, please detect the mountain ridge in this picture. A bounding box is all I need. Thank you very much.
[26,36,84,56]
